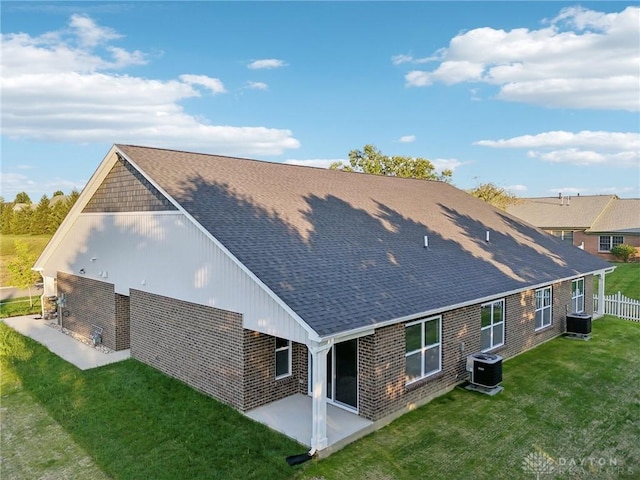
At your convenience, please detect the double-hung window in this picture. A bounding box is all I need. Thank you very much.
[571,278,585,313]
[535,287,552,330]
[599,235,623,252]
[481,300,504,351]
[405,316,441,384]
[275,337,291,379]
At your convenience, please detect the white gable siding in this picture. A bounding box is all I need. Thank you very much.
[40,211,311,343]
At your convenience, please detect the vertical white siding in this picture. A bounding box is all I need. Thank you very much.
[41,212,311,343]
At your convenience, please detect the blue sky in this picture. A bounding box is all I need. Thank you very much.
[1,1,639,202]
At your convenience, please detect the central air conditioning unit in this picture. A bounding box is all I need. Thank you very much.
[465,353,503,395]
[565,313,592,339]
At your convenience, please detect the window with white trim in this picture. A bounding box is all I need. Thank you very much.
[481,300,505,351]
[535,286,552,330]
[571,278,585,313]
[599,235,623,252]
[405,316,441,384]
[275,337,291,379]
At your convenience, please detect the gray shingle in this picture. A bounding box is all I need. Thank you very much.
[118,145,611,337]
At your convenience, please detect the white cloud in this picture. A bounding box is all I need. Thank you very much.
[475,130,639,167]
[402,6,640,111]
[246,81,268,90]
[284,159,343,169]
[432,158,464,172]
[248,58,287,70]
[506,184,528,193]
[0,16,300,156]
[398,135,416,143]
[179,74,226,94]
[391,53,438,65]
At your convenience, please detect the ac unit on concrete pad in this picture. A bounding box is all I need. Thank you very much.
[566,313,591,338]
[465,353,503,395]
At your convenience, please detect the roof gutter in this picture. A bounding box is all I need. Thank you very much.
[318,267,613,342]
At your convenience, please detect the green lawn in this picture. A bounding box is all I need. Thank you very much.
[0,323,303,480]
[2,318,638,480]
[0,297,42,319]
[604,263,640,299]
[295,318,640,480]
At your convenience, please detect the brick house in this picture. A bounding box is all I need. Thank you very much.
[506,194,640,262]
[34,145,612,454]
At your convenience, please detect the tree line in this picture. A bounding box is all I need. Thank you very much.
[0,190,80,235]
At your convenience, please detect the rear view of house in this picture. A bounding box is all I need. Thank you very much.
[34,145,612,454]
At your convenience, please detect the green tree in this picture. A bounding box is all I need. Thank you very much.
[610,244,637,263]
[6,240,41,306]
[52,190,65,197]
[10,205,33,234]
[0,201,13,234]
[468,182,520,210]
[32,195,52,234]
[14,192,32,204]
[330,144,452,182]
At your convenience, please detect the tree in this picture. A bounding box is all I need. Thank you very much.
[52,190,65,197]
[6,240,41,306]
[32,195,52,234]
[330,144,452,182]
[610,244,637,263]
[14,192,32,204]
[468,182,520,210]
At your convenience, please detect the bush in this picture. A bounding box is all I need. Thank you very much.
[610,244,637,263]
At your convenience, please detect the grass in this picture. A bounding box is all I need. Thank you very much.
[0,297,42,319]
[603,263,640,299]
[0,234,52,286]
[0,323,304,480]
[2,319,638,480]
[295,318,640,480]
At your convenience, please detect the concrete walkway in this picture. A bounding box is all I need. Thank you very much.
[2,315,130,370]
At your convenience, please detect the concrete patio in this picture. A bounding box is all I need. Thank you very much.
[2,315,130,370]
[246,393,374,454]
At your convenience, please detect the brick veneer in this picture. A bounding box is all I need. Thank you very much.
[129,289,307,411]
[358,277,594,421]
[56,272,130,351]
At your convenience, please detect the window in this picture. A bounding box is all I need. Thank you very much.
[275,337,291,379]
[405,316,441,384]
[552,230,574,244]
[481,300,505,351]
[599,235,624,252]
[535,287,552,330]
[571,278,585,313]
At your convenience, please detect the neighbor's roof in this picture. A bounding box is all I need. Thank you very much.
[589,198,640,234]
[505,195,616,229]
[117,145,610,337]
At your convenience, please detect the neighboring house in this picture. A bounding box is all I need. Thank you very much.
[34,145,612,454]
[506,195,640,262]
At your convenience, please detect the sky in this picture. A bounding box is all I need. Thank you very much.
[1,1,639,203]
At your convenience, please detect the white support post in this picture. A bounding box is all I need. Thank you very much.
[308,340,331,453]
[596,272,605,318]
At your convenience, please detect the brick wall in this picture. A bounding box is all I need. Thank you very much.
[358,277,593,421]
[242,332,305,411]
[115,293,131,350]
[130,289,246,409]
[57,272,120,350]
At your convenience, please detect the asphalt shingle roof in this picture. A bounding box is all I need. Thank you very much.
[118,145,611,337]
[505,195,616,229]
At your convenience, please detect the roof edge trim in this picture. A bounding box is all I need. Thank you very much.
[318,267,612,341]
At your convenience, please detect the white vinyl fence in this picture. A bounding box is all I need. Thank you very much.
[594,292,640,322]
